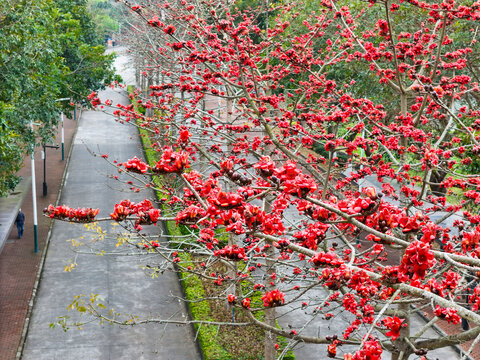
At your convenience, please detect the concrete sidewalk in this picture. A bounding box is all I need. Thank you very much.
[0,112,77,360]
[20,48,200,359]
[0,177,30,254]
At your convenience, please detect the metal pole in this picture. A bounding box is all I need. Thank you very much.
[74,105,76,121]
[30,123,39,253]
[42,146,47,196]
[61,111,64,161]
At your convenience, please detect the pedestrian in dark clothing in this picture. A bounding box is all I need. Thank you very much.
[15,209,25,239]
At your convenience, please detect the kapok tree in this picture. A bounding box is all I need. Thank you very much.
[54,0,480,359]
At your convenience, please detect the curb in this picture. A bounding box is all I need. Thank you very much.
[15,108,82,360]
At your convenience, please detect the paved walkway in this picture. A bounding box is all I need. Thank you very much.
[0,110,76,360]
[21,48,200,359]
[0,177,30,254]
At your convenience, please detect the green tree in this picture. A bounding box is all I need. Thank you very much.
[0,0,117,196]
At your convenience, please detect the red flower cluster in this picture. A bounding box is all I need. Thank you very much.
[283,174,318,198]
[148,16,163,27]
[198,228,218,249]
[338,197,375,215]
[362,187,378,200]
[327,342,337,358]
[469,286,480,311]
[398,211,425,233]
[381,266,405,284]
[110,203,131,221]
[351,338,383,360]
[178,127,192,143]
[262,289,285,307]
[122,156,149,174]
[153,147,189,173]
[87,91,101,107]
[366,203,400,234]
[261,213,285,235]
[348,271,380,298]
[183,171,218,198]
[164,24,176,35]
[131,5,142,12]
[462,226,480,251]
[399,241,435,279]
[209,191,244,209]
[137,208,161,226]
[382,316,405,341]
[293,222,329,250]
[109,199,160,228]
[253,156,275,177]
[214,245,246,261]
[227,294,236,304]
[321,265,351,290]
[44,205,99,222]
[244,204,265,231]
[309,251,344,267]
[433,305,461,324]
[274,160,300,182]
[175,205,207,225]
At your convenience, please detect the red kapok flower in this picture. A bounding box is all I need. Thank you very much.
[262,289,285,307]
[253,156,275,177]
[131,5,142,12]
[123,156,149,174]
[309,251,344,267]
[175,205,207,225]
[209,191,244,209]
[44,205,99,222]
[352,338,383,360]
[242,298,251,309]
[148,16,163,27]
[434,305,461,324]
[283,174,318,198]
[214,245,246,261]
[178,126,192,143]
[382,316,405,341]
[227,294,236,304]
[153,147,189,173]
[164,24,176,35]
[327,343,336,358]
[362,186,378,200]
[399,241,436,279]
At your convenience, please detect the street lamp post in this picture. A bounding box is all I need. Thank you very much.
[60,112,64,161]
[30,122,40,253]
[55,98,70,161]
[42,144,59,196]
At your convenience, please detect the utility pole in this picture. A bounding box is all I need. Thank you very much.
[55,98,70,160]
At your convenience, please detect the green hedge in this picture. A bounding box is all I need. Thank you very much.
[129,85,295,360]
[129,85,229,358]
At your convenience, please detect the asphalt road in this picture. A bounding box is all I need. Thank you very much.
[21,47,201,360]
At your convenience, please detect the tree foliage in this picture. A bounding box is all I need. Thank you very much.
[0,0,117,196]
[87,0,122,38]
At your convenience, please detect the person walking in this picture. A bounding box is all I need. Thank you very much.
[15,209,25,239]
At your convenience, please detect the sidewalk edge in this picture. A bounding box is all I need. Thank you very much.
[15,109,82,360]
